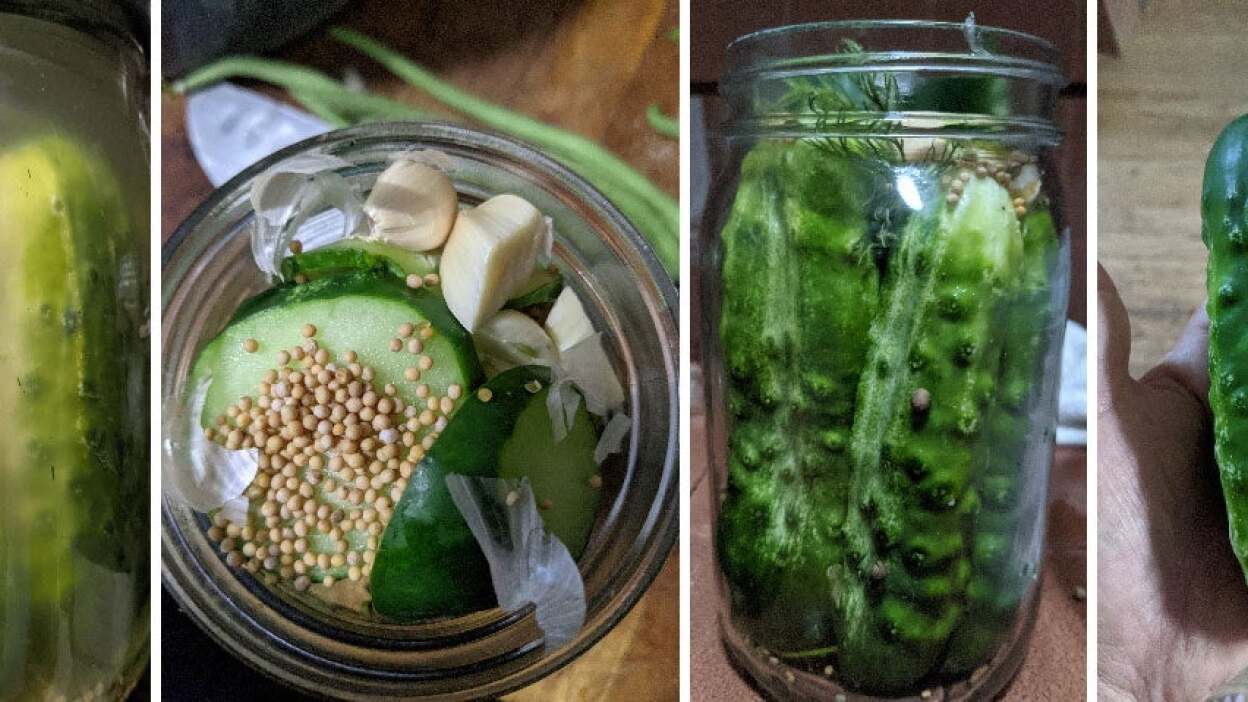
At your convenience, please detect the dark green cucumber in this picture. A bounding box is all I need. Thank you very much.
[497,384,601,557]
[716,140,879,653]
[281,240,561,310]
[279,245,408,281]
[190,269,482,426]
[1204,114,1248,584]
[835,173,1022,692]
[280,238,439,281]
[372,366,601,620]
[941,206,1059,674]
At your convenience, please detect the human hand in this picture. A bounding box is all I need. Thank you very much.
[1097,264,1248,701]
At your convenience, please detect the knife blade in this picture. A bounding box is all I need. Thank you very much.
[186,82,328,187]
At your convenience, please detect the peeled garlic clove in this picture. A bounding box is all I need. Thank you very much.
[560,332,625,416]
[1010,163,1043,205]
[364,159,458,251]
[899,117,951,163]
[544,286,595,352]
[440,193,546,332]
[474,309,558,376]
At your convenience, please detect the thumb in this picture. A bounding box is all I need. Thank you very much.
[1139,300,1210,415]
[1098,263,1134,400]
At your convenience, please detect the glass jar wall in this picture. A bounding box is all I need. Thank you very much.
[699,20,1068,700]
[0,3,149,701]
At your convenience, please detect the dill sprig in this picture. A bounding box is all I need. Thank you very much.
[796,39,962,172]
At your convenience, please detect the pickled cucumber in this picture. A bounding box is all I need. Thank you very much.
[716,139,1059,694]
[0,135,147,696]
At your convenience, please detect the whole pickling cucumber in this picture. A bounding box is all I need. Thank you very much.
[1204,114,1248,584]
[716,139,879,653]
[941,206,1059,674]
[0,135,147,693]
[835,173,1023,692]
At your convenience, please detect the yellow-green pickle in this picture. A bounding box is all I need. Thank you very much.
[0,4,149,701]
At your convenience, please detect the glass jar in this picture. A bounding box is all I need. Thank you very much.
[0,3,150,701]
[161,123,678,699]
[699,20,1069,700]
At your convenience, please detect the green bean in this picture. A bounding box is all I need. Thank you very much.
[175,50,679,279]
[646,104,679,139]
[174,57,433,124]
[329,27,679,278]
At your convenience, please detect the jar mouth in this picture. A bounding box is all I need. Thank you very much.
[720,18,1064,138]
[725,19,1062,82]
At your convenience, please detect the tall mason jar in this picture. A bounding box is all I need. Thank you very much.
[699,20,1069,700]
[0,2,150,701]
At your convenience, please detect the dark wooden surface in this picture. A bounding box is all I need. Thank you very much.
[162,0,678,239]
[161,1,678,699]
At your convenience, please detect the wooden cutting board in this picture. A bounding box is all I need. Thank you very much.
[1099,0,1248,377]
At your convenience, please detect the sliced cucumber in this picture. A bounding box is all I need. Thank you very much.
[279,246,405,281]
[280,238,441,283]
[190,270,482,427]
[498,385,601,557]
[324,238,441,277]
[282,240,561,314]
[372,365,601,620]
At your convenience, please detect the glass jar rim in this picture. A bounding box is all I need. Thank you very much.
[724,18,1063,86]
[718,18,1065,143]
[0,0,144,52]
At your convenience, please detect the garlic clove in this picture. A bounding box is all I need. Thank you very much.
[439,193,546,332]
[363,159,458,252]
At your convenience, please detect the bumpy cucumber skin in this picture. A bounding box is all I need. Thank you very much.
[716,141,1050,694]
[0,136,147,691]
[837,174,1022,692]
[371,366,550,621]
[1204,114,1248,585]
[716,140,879,652]
[940,207,1058,674]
